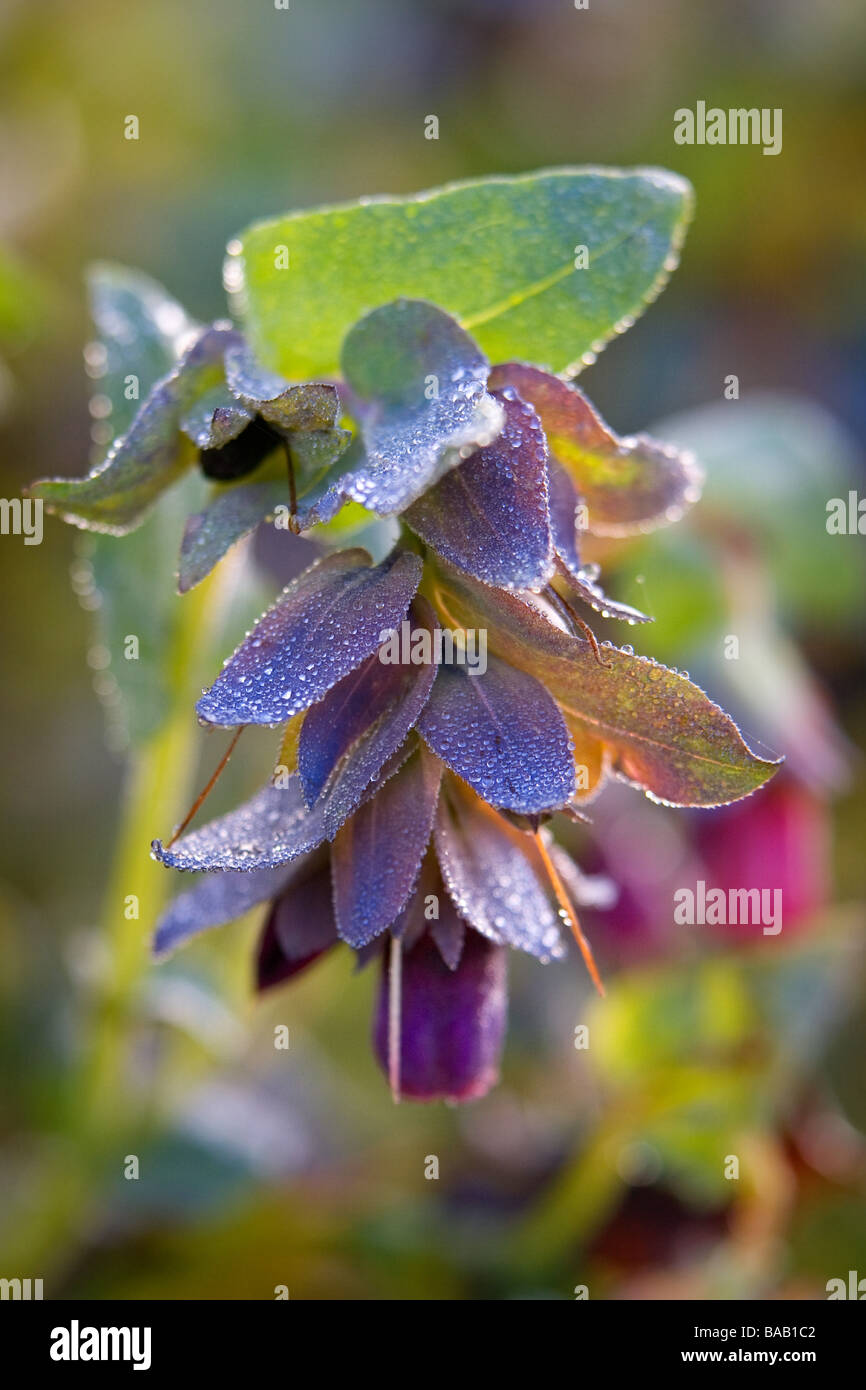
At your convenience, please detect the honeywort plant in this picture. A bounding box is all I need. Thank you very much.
[32,168,781,1103]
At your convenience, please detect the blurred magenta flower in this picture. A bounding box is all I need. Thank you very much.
[693,776,830,941]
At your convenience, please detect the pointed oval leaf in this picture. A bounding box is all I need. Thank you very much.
[85,262,200,442]
[489,362,703,535]
[178,479,288,593]
[405,387,553,589]
[153,862,297,958]
[434,778,566,961]
[30,325,237,534]
[298,597,437,806]
[318,733,419,844]
[232,167,693,379]
[152,779,328,872]
[418,653,575,814]
[432,558,782,807]
[332,745,443,948]
[196,547,422,726]
[224,339,341,434]
[338,299,503,514]
[153,738,419,874]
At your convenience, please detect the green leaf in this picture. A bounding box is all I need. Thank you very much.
[30,326,235,534]
[83,472,209,744]
[86,262,200,443]
[224,339,342,435]
[178,386,251,451]
[230,166,693,379]
[43,267,279,748]
[431,557,781,807]
[84,470,275,747]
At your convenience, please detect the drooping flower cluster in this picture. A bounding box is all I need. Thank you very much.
[32,283,780,1102]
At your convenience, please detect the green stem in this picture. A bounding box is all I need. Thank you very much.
[3,568,227,1275]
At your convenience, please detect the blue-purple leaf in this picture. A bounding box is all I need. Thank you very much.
[316,730,419,844]
[434,777,565,961]
[418,653,575,814]
[153,736,419,873]
[153,862,298,957]
[404,388,553,590]
[337,299,504,515]
[178,479,288,593]
[152,779,328,872]
[196,548,422,726]
[431,556,782,807]
[331,745,443,948]
[298,597,437,806]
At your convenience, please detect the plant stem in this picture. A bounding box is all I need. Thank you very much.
[81,566,227,1141]
[3,566,228,1276]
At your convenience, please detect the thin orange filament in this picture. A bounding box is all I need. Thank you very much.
[534,830,605,998]
[166,725,245,848]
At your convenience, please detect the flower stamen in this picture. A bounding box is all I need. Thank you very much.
[534,830,605,997]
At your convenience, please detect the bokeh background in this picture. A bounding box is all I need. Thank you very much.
[1,0,864,1299]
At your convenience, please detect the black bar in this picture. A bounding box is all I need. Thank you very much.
[1,1298,861,1374]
